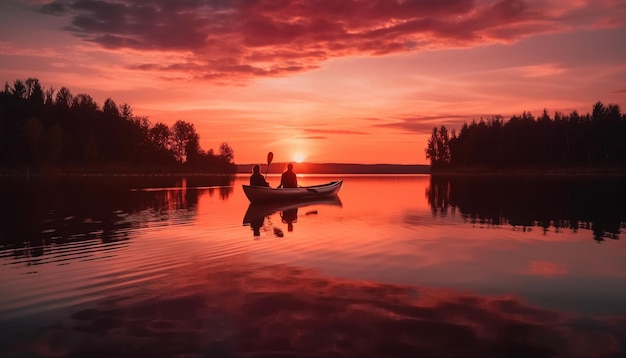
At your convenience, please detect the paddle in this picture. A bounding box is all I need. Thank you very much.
[265,152,273,179]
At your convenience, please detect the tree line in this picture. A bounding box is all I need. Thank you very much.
[426,102,626,170]
[0,77,236,173]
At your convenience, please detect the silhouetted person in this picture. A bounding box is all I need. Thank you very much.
[279,163,298,188]
[281,208,298,232]
[250,164,269,187]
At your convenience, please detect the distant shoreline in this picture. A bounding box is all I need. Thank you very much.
[236,163,430,175]
[430,166,626,176]
[4,164,626,177]
[0,163,429,177]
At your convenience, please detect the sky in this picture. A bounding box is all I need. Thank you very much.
[1,0,625,165]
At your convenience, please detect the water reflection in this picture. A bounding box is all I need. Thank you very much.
[427,175,626,242]
[4,260,623,357]
[0,175,234,263]
[243,196,343,237]
[2,175,626,357]
[281,208,298,232]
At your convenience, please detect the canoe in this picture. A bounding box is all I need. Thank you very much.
[242,195,343,226]
[242,180,343,203]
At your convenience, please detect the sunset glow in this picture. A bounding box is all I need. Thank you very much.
[1,0,625,164]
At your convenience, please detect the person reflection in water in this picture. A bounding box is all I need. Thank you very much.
[250,215,264,237]
[250,164,270,187]
[281,208,298,232]
[279,163,298,188]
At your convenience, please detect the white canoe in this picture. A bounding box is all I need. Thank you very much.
[242,180,343,203]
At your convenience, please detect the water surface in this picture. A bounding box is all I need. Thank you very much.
[1,174,625,357]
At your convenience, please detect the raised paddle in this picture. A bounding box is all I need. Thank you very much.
[265,152,273,179]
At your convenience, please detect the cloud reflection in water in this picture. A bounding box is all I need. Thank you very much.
[11,261,625,357]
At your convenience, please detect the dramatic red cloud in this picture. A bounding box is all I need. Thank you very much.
[37,0,626,83]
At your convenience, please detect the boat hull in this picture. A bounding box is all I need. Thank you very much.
[242,180,343,203]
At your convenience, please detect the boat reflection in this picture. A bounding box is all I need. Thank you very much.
[243,196,343,237]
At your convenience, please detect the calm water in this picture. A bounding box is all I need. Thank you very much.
[1,174,625,357]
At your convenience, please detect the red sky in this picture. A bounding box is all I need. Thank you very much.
[1,0,625,164]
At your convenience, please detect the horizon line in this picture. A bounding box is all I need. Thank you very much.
[236,162,429,166]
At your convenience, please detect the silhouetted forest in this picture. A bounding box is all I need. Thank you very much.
[426,102,626,170]
[0,78,236,173]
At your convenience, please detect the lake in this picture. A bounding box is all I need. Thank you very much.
[1,174,625,357]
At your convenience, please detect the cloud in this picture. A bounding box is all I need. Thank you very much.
[517,63,567,78]
[304,128,369,135]
[0,41,61,58]
[39,0,66,15]
[36,0,626,83]
[296,135,327,140]
[613,87,626,94]
[378,114,478,133]
[522,260,567,276]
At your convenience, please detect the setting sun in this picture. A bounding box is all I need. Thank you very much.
[294,154,305,163]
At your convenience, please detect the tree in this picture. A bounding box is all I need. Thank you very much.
[425,127,438,165]
[22,117,44,165]
[425,126,451,168]
[55,87,73,108]
[41,125,63,166]
[71,93,98,112]
[11,79,26,99]
[119,103,133,120]
[102,98,120,118]
[219,142,234,163]
[25,78,44,108]
[592,101,607,121]
[171,120,199,162]
[436,126,450,164]
[149,122,171,150]
[44,87,55,106]
[185,137,201,165]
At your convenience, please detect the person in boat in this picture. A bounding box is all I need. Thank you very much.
[250,164,270,187]
[279,163,298,188]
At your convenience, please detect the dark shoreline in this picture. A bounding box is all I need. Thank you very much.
[0,164,237,177]
[430,166,626,176]
[0,171,236,178]
[3,165,626,177]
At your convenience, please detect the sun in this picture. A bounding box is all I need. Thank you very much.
[294,153,305,163]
